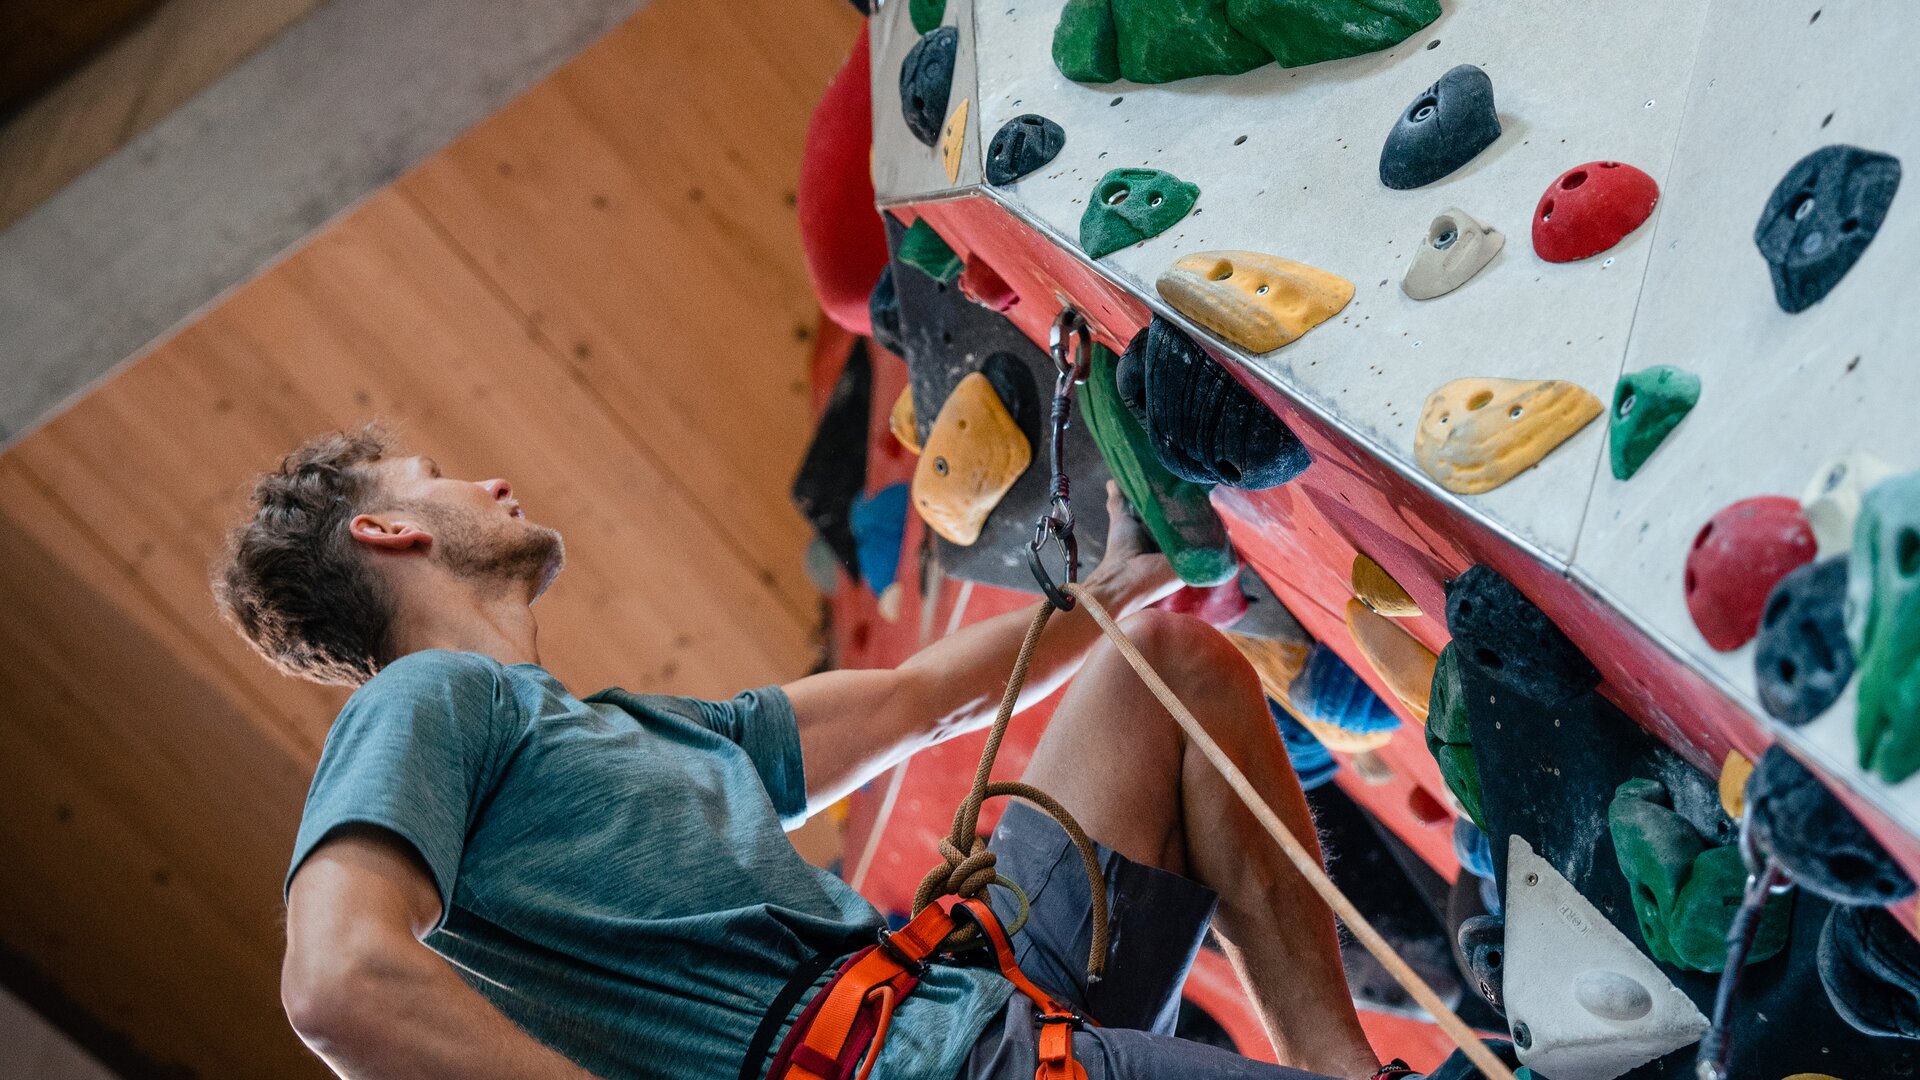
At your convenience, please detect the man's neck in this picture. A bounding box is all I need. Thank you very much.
[385,576,542,668]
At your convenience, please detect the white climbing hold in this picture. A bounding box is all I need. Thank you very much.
[1801,452,1894,555]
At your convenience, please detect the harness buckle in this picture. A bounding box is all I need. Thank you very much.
[873,926,929,978]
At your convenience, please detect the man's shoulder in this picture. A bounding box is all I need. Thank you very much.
[342,650,518,718]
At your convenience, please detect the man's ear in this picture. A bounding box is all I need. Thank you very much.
[349,513,432,552]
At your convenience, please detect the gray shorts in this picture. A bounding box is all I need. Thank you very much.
[963,802,1335,1080]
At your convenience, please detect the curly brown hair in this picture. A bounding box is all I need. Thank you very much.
[212,426,398,686]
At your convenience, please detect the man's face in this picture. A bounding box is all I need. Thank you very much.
[370,455,566,598]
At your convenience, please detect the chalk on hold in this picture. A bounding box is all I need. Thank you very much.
[1081,168,1200,258]
[911,371,1032,546]
[1345,599,1437,721]
[1228,0,1439,70]
[897,219,964,283]
[1532,161,1659,263]
[889,385,921,455]
[1110,0,1269,85]
[909,0,945,34]
[1755,145,1901,313]
[1290,642,1401,751]
[899,26,958,146]
[1608,365,1699,481]
[1117,317,1312,489]
[1718,750,1754,819]
[1457,914,1505,1009]
[1415,377,1603,495]
[869,265,904,356]
[1155,250,1354,353]
[850,482,910,603]
[1052,0,1121,82]
[1444,564,1601,706]
[1749,745,1915,906]
[1802,452,1894,555]
[1820,904,1920,1039]
[1353,553,1420,617]
[790,343,872,580]
[1848,471,1920,782]
[985,114,1065,186]
[1684,496,1817,652]
[1403,208,1503,300]
[1270,698,1339,790]
[1754,557,1853,727]
[1379,65,1501,190]
[1427,644,1486,830]
[1080,341,1239,586]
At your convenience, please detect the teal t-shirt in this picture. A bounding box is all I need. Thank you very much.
[287,650,1011,1080]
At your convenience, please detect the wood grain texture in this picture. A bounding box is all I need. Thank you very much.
[0,0,861,1074]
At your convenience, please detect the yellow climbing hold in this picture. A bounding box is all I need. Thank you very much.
[1353,553,1420,617]
[890,385,922,455]
[1345,600,1438,722]
[1415,377,1603,495]
[912,372,1031,546]
[940,98,970,184]
[1155,251,1354,354]
[1719,749,1754,820]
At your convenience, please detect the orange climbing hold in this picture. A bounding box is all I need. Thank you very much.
[890,386,922,455]
[940,99,970,184]
[912,372,1032,545]
[1155,251,1353,353]
[1415,378,1603,495]
[1345,600,1438,721]
[1719,750,1754,819]
[1352,553,1420,617]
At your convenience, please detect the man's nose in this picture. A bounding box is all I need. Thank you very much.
[481,479,513,501]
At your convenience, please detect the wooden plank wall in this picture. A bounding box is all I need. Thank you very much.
[0,0,861,1075]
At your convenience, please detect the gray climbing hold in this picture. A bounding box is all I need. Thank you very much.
[1379,65,1501,190]
[1755,144,1901,313]
[1458,914,1505,1009]
[1748,745,1915,906]
[1754,557,1854,727]
[900,27,958,147]
[1444,565,1600,706]
[1402,208,1503,300]
[985,114,1065,186]
[1820,904,1920,1039]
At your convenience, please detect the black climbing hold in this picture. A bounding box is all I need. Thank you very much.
[1754,144,1901,313]
[985,114,1066,186]
[1820,904,1920,1039]
[1426,1038,1521,1080]
[1114,317,1311,490]
[1754,556,1855,727]
[789,342,872,580]
[1457,914,1505,1009]
[900,26,958,147]
[1749,745,1915,906]
[1379,64,1501,190]
[1443,565,1600,706]
[977,350,1039,434]
[869,264,904,356]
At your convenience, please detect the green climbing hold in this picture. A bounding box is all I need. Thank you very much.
[1609,778,1791,972]
[1608,365,1700,480]
[910,0,946,34]
[1226,0,1440,69]
[1080,168,1200,259]
[1053,0,1122,83]
[1113,0,1268,84]
[1425,644,1486,831]
[1851,471,1920,782]
[1082,342,1239,587]
[898,219,963,283]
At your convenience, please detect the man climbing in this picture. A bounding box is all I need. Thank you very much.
[215,426,1399,1080]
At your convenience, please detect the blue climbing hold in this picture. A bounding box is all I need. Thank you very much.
[1453,818,1495,882]
[1289,643,1401,738]
[850,483,910,595]
[1269,698,1339,790]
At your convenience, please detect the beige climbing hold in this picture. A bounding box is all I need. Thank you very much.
[1403,208,1503,300]
[912,372,1031,546]
[1415,377,1603,495]
[1352,553,1420,617]
[940,98,970,184]
[1155,251,1354,353]
[1801,452,1894,554]
[1349,749,1397,783]
[1345,600,1438,721]
[878,583,905,622]
[890,385,922,455]
[1718,750,1754,820]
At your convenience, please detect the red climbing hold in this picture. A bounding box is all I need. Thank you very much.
[798,26,888,335]
[1156,578,1249,629]
[1685,496,1818,652]
[958,256,1019,313]
[1531,161,1660,263]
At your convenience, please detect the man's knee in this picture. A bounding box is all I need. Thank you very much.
[1112,609,1263,704]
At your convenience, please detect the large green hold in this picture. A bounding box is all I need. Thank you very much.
[1609,778,1792,972]
[1081,342,1239,587]
[1608,365,1700,480]
[897,219,964,284]
[1053,0,1122,82]
[1850,471,1920,782]
[1425,644,1486,831]
[1080,168,1200,258]
[1112,0,1268,84]
[910,0,946,34]
[1227,0,1440,69]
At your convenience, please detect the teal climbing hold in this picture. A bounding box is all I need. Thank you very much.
[1226,0,1440,70]
[897,219,963,283]
[1608,365,1700,480]
[1052,0,1122,83]
[1079,168,1199,258]
[1850,471,1920,783]
[910,0,946,34]
[1112,0,1268,85]
[1426,644,1486,831]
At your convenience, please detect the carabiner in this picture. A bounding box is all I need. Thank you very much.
[1029,308,1091,608]
[1049,309,1091,385]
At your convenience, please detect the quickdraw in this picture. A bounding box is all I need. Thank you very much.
[1027,308,1091,610]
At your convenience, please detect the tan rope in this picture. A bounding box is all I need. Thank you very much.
[1064,583,1518,1080]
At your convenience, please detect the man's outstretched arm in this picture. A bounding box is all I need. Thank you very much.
[785,484,1181,813]
[284,828,604,1080]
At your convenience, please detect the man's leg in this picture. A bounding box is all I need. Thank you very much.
[1020,609,1379,1080]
